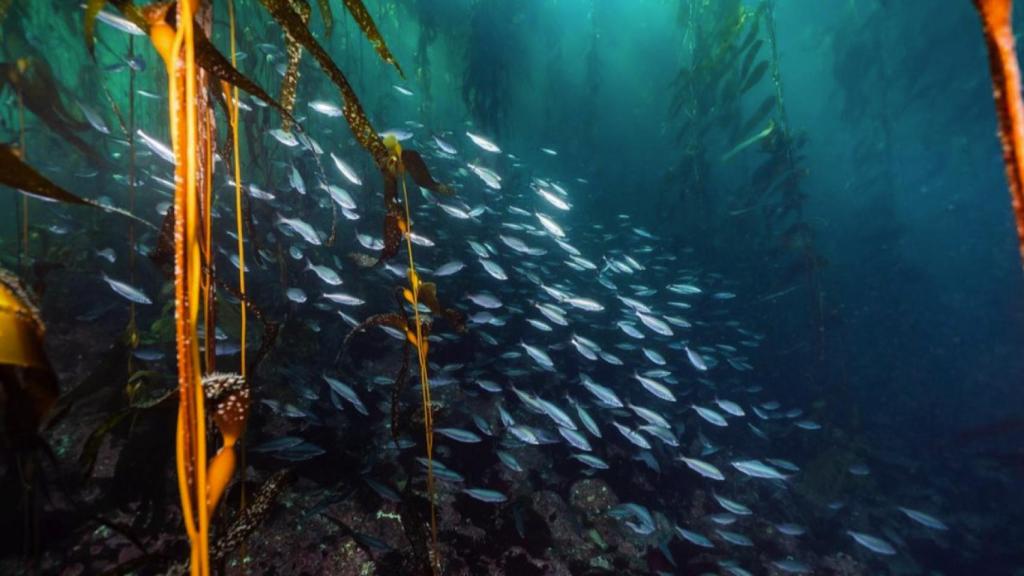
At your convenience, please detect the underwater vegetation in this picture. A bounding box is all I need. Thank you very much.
[1,0,1024,575]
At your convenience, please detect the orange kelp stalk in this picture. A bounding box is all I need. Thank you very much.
[147,0,213,573]
[974,0,1024,266]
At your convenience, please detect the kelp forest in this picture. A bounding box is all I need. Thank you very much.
[3,0,1024,575]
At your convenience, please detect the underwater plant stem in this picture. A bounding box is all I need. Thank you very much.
[181,2,211,572]
[128,36,137,359]
[399,171,440,573]
[162,0,211,573]
[974,0,1024,266]
[17,89,27,270]
[228,0,250,538]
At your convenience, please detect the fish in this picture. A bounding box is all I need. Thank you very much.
[775,523,807,537]
[565,296,604,312]
[678,456,725,480]
[676,526,714,548]
[537,187,570,211]
[102,274,151,305]
[636,312,674,336]
[467,293,502,309]
[572,453,609,469]
[466,131,501,153]
[433,135,457,154]
[323,375,368,415]
[436,427,483,443]
[463,488,508,503]
[286,288,307,303]
[715,398,745,417]
[278,216,322,246]
[323,292,364,306]
[692,405,728,427]
[897,507,948,530]
[686,346,708,371]
[558,427,592,451]
[520,342,554,371]
[468,163,502,189]
[716,529,753,547]
[306,262,342,285]
[497,450,524,472]
[434,260,466,276]
[609,503,655,535]
[480,258,508,281]
[612,421,651,450]
[269,128,300,147]
[309,100,343,116]
[731,459,788,481]
[136,129,174,163]
[93,9,146,35]
[581,374,624,408]
[634,373,676,402]
[535,212,566,238]
[325,185,357,210]
[330,153,363,186]
[713,493,752,516]
[393,85,414,96]
[847,530,896,555]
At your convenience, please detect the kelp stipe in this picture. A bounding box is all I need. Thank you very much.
[973,0,1024,267]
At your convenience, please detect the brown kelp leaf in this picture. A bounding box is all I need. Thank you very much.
[212,469,291,561]
[740,60,769,94]
[401,149,451,195]
[257,0,396,173]
[164,470,292,575]
[342,0,403,77]
[150,206,175,270]
[390,341,411,445]
[192,25,300,128]
[741,94,775,137]
[77,385,175,478]
[739,39,764,81]
[376,206,405,265]
[343,312,407,349]
[973,0,1024,265]
[1,59,105,166]
[280,0,311,133]
[0,145,89,205]
[416,282,466,333]
[348,252,379,268]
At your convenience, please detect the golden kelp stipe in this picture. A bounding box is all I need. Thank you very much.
[973,0,1024,266]
[145,0,211,573]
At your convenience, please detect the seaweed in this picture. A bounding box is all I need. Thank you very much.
[342,0,403,77]
[973,0,1024,265]
[257,0,397,173]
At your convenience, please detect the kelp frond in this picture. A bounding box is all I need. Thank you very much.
[257,0,396,173]
[0,145,155,228]
[279,0,311,133]
[342,0,403,77]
